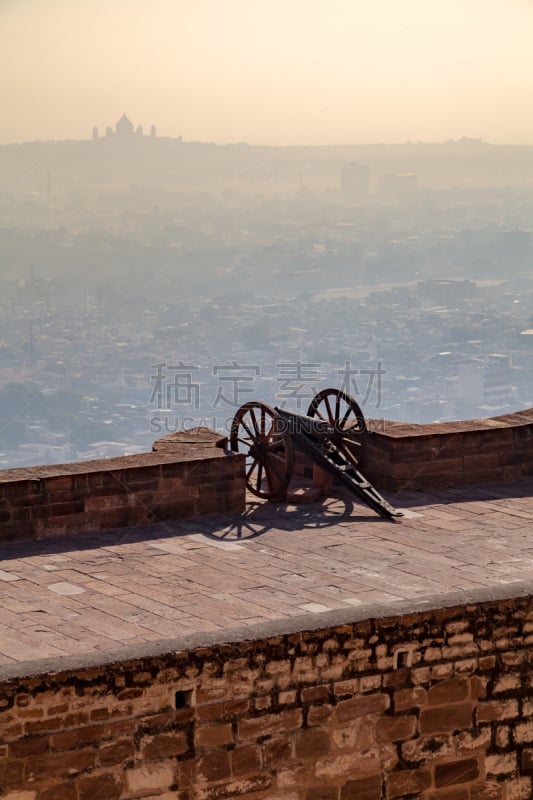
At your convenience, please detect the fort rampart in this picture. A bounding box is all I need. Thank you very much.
[1,409,533,544]
[1,590,533,800]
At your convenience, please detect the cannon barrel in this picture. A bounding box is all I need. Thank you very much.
[274,406,336,439]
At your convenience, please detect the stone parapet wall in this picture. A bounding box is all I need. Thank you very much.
[2,592,533,799]
[2,407,533,544]
[0,429,245,544]
[365,408,533,491]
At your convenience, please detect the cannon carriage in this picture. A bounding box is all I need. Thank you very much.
[230,388,402,520]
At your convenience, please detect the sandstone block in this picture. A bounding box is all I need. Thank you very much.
[77,772,121,800]
[341,774,382,800]
[385,767,431,798]
[420,703,472,735]
[434,757,479,787]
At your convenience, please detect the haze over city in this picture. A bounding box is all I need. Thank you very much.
[3,0,533,146]
[1,1,533,469]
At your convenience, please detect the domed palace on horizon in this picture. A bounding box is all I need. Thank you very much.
[92,114,157,140]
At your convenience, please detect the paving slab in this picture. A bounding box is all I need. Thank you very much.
[0,478,533,677]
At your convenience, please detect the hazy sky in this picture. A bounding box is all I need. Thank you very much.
[2,0,533,145]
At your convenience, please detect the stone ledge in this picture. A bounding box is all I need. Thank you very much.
[365,407,533,491]
[0,427,244,544]
[1,578,531,682]
[367,407,533,438]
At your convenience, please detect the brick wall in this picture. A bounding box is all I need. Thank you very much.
[365,408,533,491]
[0,429,245,544]
[2,406,533,545]
[288,409,533,494]
[2,593,533,799]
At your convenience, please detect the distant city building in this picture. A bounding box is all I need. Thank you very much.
[483,353,516,408]
[94,116,158,140]
[341,162,369,202]
[380,172,418,199]
[455,352,519,414]
[116,114,134,138]
[457,362,484,406]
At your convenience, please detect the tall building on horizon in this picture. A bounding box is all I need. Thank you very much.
[341,162,370,202]
[97,115,156,140]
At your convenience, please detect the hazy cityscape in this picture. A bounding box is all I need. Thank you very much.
[0,118,532,468]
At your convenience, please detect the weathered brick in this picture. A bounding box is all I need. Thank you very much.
[1,791,37,800]
[196,723,233,748]
[386,768,431,798]
[502,776,532,800]
[335,693,389,722]
[308,704,334,726]
[470,780,504,799]
[520,747,533,773]
[24,717,64,735]
[316,752,380,780]
[485,753,517,777]
[294,728,330,759]
[476,699,518,723]
[28,749,96,779]
[332,718,375,751]
[0,757,24,786]
[77,772,122,800]
[261,736,292,768]
[9,736,49,757]
[479,656,497,671]
[37,782,77,800]
[301,685,330,704]
[98,738,135,766]
[141,731,188,760]
[427,678,469,706]
[333,680,358,697]
[383,668,410,688]
[419,703,472,735]
[125,762,176,794]
[231,744,261,776]
[196,699,249,721]
[306,787,337,800]
[427,789,469,800]
[254,695,271,711]
[376,715,416,743]
[492,674,520,693]
[117,687,144,701]
[278,690,297,705]
[238,709,302,740]
[434,758,479,787]
[394,686,427,712]
[197,774,272,797]
[197,749,231,782]
[341,774,382,800]
[514,721,533,744]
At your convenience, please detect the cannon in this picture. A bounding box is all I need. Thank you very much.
[230,388,403,520]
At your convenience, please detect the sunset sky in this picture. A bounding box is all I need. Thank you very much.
[2,0,533,145]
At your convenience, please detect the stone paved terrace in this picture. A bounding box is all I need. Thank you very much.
[1,477,533,679]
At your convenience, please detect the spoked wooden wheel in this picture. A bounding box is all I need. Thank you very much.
[230,402,294,500]
[307,388,366,465]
